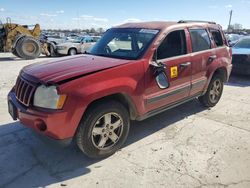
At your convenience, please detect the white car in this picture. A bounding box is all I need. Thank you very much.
[47,35,66,44]
[56,36,100,55]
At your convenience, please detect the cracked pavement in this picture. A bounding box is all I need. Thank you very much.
[0,53,250,188]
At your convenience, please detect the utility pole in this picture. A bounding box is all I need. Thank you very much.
[228,10,233,32]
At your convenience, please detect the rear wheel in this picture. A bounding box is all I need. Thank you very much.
[199,74,224,107]
[15,36,41,59]
[76,100,130,158]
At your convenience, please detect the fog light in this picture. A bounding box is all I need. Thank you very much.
[34,119,47,132]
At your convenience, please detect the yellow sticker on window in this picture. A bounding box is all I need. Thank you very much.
[170,66,178,78]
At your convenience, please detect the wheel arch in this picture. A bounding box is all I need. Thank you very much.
[68,47,77,54]
[203,66,228,95]
[82,93,138,121]
[212,67,228,82]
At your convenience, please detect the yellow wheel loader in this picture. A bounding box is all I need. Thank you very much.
[0,18,55,59]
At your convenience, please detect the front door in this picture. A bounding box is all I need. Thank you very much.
[145,29,192,112]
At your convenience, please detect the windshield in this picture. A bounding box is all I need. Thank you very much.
[228,34,241,42]
[89,28,159,60]
[234,38,250,48]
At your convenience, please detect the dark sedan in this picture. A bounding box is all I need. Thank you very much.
[232,37,250,75]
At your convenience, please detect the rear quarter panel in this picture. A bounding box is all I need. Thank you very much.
[204,46,232,91]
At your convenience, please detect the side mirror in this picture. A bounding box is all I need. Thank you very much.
[150,49,169,89]
[150,61,169,89]
[156,71,169,89]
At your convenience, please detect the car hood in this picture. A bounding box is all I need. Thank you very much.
[22,55,132,84]
[232,47,250,55]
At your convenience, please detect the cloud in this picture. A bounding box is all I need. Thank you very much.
[73,15,108,22]
[93,18,109,22]
[80,15,93,18]
[123,18,141,23]
[56,10,64,14]
[80,15,94,20]
[225,4,233,8]
[40,13,58,17]
[71,15,110,29]
[40,10,64,17]
[72,17,81,21]
[0,8,5,12]
[113,18,142,27]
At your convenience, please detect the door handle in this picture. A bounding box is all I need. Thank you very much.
[180,62,191,68]
[208,55,217,64]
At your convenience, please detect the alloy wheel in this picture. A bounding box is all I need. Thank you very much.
[91,112,123,150]
[209,79,222,103]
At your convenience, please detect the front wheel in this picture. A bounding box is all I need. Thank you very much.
[199,75,224,107]
[68,48,77,56]
[76,101,130,158]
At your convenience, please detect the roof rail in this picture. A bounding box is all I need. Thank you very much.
[178,20,216,24]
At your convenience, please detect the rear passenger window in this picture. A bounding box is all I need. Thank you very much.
[189,29,211,52]
[210,29,224,47]
[157,30,187,59]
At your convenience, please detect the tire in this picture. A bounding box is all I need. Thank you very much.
[12,36,25,58]
[48,43,57,57]
[198,74,224,107]
[76,100,130,159]
[15,36,41,59]
[12,48,21,58]
[68,48,77,56]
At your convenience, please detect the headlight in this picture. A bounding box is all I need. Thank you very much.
[57,46,67,50]
[33,85,67,109]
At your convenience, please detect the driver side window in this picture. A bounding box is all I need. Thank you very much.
[157,30,187,60]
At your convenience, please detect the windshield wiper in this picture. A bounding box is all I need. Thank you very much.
[90,53,135,60]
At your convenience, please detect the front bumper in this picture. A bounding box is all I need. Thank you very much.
[8,91,73,146]
[232,54,250,75]
[56,49,68,55]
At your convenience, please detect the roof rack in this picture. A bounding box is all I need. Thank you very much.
[178,20,216,24]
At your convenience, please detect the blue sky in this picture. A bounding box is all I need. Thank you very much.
[0,0,250,30]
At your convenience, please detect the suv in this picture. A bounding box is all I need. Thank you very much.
[8,21,232,158]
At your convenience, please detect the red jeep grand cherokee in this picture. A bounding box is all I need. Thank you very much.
[8,21,232,158]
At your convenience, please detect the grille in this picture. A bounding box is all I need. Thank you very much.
[15,76,36,106]
[232,55,250,64]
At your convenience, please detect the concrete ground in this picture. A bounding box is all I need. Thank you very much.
[0,53,250,188]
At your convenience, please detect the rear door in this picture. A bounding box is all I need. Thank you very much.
[209,28,231,66]
[188,28,215,96]
[145,29,192,112]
